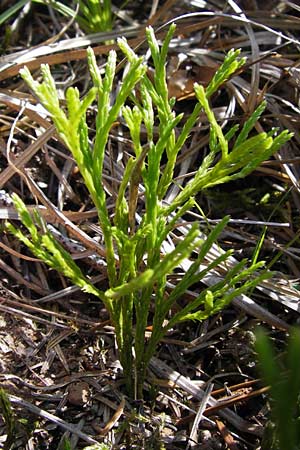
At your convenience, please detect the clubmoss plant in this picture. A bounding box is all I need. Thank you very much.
[7,25,293,398]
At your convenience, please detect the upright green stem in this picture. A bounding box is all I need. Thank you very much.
[96,201,117,287]
[134,285,154,398]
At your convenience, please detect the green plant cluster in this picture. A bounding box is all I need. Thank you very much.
[7,25,292,398]
[0,0,112,33]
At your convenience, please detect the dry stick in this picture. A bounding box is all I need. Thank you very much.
[205,385,270,416]
[149,356,263,437]
[187,382,214,449]
[176,384,270,428]
[8,394,99,445]
[0,239,40,261]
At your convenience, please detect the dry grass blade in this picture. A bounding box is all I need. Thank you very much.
[187,382,214,448]
[0,302,71,329]
[7,394,98,444]
[0,126,56,188]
